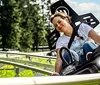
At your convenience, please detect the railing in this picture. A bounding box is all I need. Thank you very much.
[0,51,56,59]
[0,73,100,85]
[0,57,55,69]
[0,59,53,75]
[0,51,55,76]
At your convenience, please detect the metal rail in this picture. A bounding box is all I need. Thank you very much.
[0,57,55,70]
[0,59,53,75]
[0,73,100,85]
[0,51,56,59]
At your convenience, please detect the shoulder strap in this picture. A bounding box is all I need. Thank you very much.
[68,24,80,49]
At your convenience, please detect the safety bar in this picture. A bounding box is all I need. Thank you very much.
[0,73,100,85]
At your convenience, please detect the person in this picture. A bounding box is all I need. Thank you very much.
[50,12,100,76]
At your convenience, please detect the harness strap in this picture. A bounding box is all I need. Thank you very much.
[68,24,80,49]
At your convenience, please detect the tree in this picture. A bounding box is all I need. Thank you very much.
[20,1,47,52]
[6,0,22,50]
[0,0,22,50]
[0,0,49,51]
[0,0,13,50]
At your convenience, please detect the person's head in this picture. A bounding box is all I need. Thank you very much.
[50,12,71,32]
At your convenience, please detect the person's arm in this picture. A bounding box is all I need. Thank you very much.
[88,29,100,45]
[55,48,62,73]
[51,48,62,76]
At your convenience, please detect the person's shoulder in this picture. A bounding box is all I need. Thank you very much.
[57,34,69,42]
[57,35,65,40]
[59,34,69,39]
[80,23,92,27]
[79,22,92,34]
[80,23,88,26]
[79,23,92,29]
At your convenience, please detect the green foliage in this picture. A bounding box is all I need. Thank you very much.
[0,70,16,78]
[0,65,15,77]
[31,57,55,65]
[19,70,34,77]
[1,65,14,69]
[0,0,49,52]
[0,0,22,50]
[0,35,2,47]
[20,3,48,52]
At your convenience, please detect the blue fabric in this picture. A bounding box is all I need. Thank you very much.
[83,41,97,56]
[82,41,97,63]
[63,41,98,65]
[63,51,71,64]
